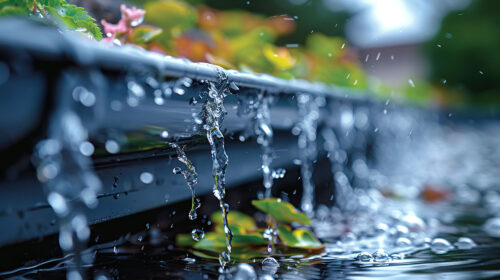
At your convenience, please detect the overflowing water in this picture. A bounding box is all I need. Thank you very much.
[34,110,102,280]
[200,68,234,267]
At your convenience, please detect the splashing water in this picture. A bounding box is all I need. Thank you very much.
[295,94,321,215]
[34,111,102,280]
[200,69,233,267]
[170,143,200,220]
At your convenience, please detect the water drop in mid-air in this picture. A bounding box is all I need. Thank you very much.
[191,229,205,241]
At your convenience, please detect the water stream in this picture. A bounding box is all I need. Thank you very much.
[295,93,322,215]
[169,143,200,221]
[200,69,233,268]
[34,110,102,280]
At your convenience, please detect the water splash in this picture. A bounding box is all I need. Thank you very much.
[200,69,233,267]
[169,143,200,220]
[295,94,321,215]
[34,111,102,280]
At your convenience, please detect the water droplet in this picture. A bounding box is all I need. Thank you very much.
[173,87,185,95]
[272,168,286,179]
[431,238,453,254]
[372,249,389,263]
[454,237,476,250]
[408,79,415,88]
[172,167,182,174]
[154,96,164,105]
[128,81,145,98]
[357,252,373,262]
[79,141,94,156]
[130,14,144,27]
[396,237,412,247]
[105,140,120,154]
[228,82,239,93]
[391,253,405,260]
[234,263,256,280]
[47,192,68,216]
[261,257,279,274]
[182,77,193,87]
[484,217,500,237]
[73,87,96,107]
[183,257,196,263]
[140,172,154,184]
[161,130,169,138]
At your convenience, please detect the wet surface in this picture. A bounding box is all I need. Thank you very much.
[2,204,500,280]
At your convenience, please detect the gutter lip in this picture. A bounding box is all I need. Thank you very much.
[0,18,373,104]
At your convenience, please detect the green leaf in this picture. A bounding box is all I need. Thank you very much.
[0,0,31,16]
[252,198,310,225]
[210,210,256,232]
[192,232,266,253]
[175,233,196,247]
[45,3,102,40]
[191,247,265,261]
[278,225,324,250]
[129,25,163,45]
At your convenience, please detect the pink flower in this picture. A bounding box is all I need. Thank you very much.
[120,4,145,26]
[100,4,146,45]
[101,18,128,36]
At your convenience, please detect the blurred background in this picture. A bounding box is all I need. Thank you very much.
[71,0,500,110]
